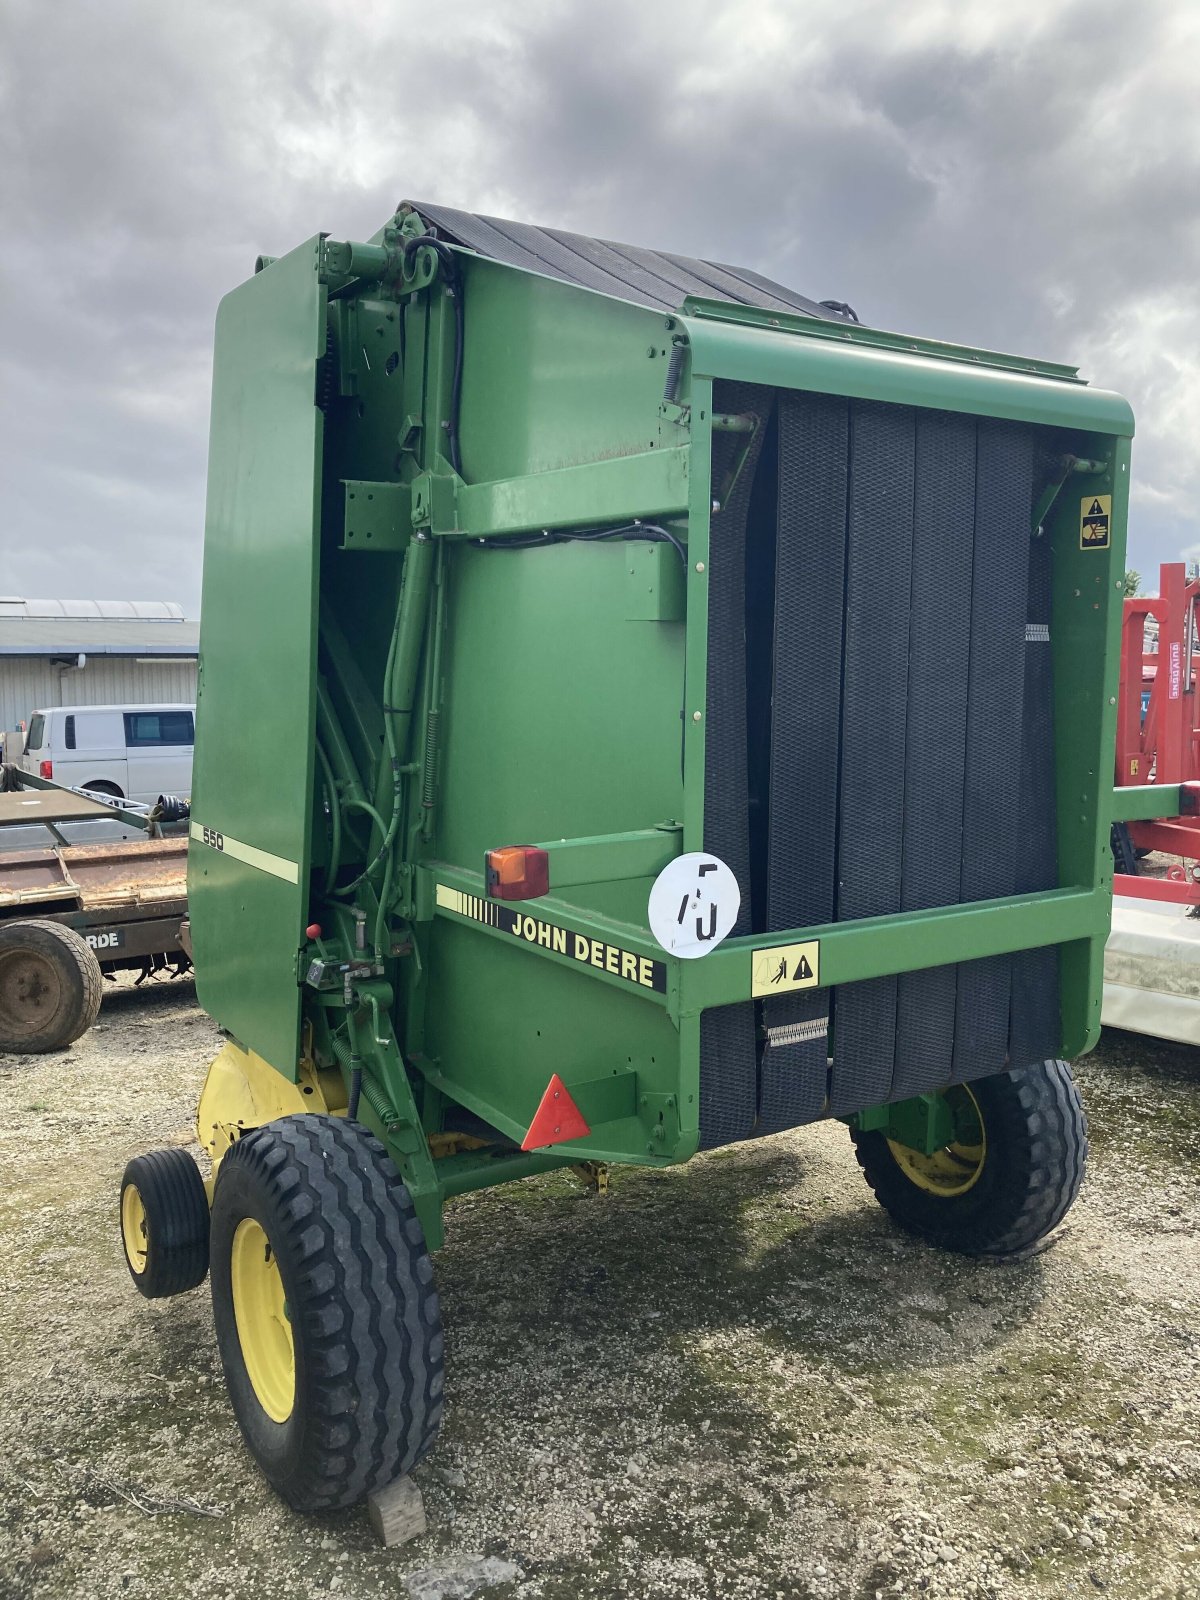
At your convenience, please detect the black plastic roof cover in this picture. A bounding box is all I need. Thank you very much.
[408,202,847,322]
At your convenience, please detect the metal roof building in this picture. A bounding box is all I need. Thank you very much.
[0,599,198,739]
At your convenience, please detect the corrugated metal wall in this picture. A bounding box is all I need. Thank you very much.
[0,657,197,738]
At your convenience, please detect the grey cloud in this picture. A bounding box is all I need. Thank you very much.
[1,0,1196,607]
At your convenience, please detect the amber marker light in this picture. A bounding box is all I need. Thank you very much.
[485,845,550,901]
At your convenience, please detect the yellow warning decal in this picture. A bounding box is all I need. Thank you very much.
[751,940,821,997]
[1080,494,1111,550]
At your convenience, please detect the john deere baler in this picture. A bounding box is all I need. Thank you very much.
[119,201,1133,1511]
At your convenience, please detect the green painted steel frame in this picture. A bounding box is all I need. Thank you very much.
[189,237,326,1074]
[195,214,1134,1249]
[411,294,1129,1124]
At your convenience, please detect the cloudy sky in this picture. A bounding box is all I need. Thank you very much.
[2,0,1196,612]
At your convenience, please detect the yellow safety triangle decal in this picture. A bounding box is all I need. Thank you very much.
[1080,494,1111,550]
[751,939,821,997]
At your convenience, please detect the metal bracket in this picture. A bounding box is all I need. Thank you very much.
[532,824,682,888]
[639,1089,681,1155]
[342,481,412,551]
[626,541,685,622]
[396,414,423,458]
[849,1092,956,1155]
[713,415,760,512]
[411,472,458,531]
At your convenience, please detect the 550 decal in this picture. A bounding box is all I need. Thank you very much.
[188,820,300,885]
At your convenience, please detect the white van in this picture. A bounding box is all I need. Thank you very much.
[17,704,195,805]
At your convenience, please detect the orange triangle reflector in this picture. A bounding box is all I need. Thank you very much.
[521,1073,591,1150]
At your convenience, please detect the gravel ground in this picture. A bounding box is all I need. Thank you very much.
[1,978,1198,1600]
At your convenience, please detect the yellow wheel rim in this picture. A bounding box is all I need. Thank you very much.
[230,1217,295,1423]
[121,1183,148,1275]
[887,1084,987,1198]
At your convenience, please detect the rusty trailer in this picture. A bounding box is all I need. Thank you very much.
[0,779,189,1052]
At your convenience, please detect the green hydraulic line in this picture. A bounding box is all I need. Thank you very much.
[315,678,370,810]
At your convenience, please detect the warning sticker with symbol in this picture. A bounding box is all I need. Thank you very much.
[751,939,821,997]
[1080,494,1112,550]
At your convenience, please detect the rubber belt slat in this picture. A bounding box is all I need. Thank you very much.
[759,392,849,1132]
[952,422,1034,1081]
[1009,523,1061,1066]
[830,404,917,1116]
[893,413,978,1097]
[699,381,774,1148]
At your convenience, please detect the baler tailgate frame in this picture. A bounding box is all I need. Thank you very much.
[188,238,327,1075]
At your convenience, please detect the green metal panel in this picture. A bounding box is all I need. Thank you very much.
[678,888,1104,1015]
[1047,435,1132,1055]
[682,295,1085,382]
[680,312,1136,435]
[437,255,684,484]
[189,238,325,1075]
[413,532,687,1154]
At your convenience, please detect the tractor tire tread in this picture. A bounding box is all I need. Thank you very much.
[120,1147,210,1297]
[851,1059,1088,1260]
[0,918,102,1052]
[212,1114,442,1512]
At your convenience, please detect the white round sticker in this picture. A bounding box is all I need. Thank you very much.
[647,853,741,959]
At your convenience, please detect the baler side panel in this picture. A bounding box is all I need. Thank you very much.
[454,261,685,486]
[189,240,325,1076]
[422,534,686,1149]
[411,265,693,1154]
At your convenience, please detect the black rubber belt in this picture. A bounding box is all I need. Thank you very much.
[758,391,849,1133]
[892,413,978,1098]
[1009,523,1061,1066]
[698,381,774,1149]
[951,422,1034,1082]
[829,404,917,1117]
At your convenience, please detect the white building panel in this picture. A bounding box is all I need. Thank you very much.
[0,601,198,744]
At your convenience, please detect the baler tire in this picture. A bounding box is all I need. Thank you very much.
[850,1060,1088,1260]
[0,918,102,1053]
[120,1148,211,1298]
[209,1114,443,1512]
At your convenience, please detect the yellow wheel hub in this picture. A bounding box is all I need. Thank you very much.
[230,1217,295,1423]
[121,1184,148,1275]
[887,1085,986,1198]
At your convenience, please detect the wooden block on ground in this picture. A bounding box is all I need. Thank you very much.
[367,1474,426,1547]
